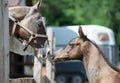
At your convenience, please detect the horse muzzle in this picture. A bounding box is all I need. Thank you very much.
[37,47,51,59]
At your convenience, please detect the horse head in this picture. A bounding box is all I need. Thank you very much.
[54,26,90,61]
[9,0,50,58]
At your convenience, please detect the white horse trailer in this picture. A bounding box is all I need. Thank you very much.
[47,25,118,65]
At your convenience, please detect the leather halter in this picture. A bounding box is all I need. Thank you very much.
[9,15,48,51]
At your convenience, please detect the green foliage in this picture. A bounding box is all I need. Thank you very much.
[33,0,120,45]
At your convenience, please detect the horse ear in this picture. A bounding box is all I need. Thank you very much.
[34,0,42,9]
[78,26,85,38]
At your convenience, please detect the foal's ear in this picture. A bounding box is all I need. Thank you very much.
[78,26,85,38]
[34,0,42,9]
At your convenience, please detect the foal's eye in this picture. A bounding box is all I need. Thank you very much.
[69,43,75,47]
[69,42,80,47]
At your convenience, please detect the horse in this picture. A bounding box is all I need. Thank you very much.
[9,0,49,58]
[54,26,120,83]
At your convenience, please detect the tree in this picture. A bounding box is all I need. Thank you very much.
[108,0,120,46]
[33,0,120,45]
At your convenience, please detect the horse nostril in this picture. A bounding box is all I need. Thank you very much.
[47,50,51,55]
[43,54,46,58]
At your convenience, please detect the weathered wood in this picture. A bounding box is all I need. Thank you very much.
[33,51,43,83]
[10,37,34,55]
[9,78,34,83]
[46,28,55,83]
[0,0,9,83]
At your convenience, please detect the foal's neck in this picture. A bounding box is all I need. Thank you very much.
[83,43,119,82]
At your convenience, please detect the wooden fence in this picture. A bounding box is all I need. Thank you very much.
[33,27,55,83]
[9,75,52,83]
[0,0,55,83]
[9,78,34,83]
[0,0,9,83]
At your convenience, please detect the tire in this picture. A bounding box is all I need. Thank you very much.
[71,75,84,83]
[56,75,67,83]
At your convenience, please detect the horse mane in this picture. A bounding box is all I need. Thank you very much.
[88,38,120,73]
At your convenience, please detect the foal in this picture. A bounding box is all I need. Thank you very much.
[54,26,120,83]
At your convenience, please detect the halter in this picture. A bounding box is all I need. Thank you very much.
[9,15,48,51]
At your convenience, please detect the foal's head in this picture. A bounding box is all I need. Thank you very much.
[54,26,91,61]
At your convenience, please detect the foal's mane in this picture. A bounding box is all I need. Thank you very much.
[88,38,120,73]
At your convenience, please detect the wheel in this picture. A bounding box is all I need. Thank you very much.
[56,75,67,83]
[71,75,84,83]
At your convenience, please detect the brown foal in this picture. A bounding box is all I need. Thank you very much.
[54,26,120,83]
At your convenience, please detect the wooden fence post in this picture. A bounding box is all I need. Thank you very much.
[33,51,43,83]
[0,0,9,83]
[46,28,55,83]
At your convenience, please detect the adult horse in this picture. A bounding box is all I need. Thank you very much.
[54,26,120,83]
[9,0,49,58]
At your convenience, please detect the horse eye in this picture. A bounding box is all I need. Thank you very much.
[36,19,43,25]
[76,43,80,45]
[69,43,80,47]
[69,43,75,47]
[36,22,43,28]
[38,22,42,26]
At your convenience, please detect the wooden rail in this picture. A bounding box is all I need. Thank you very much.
[9,78,34,83]
[9,76,51,83]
